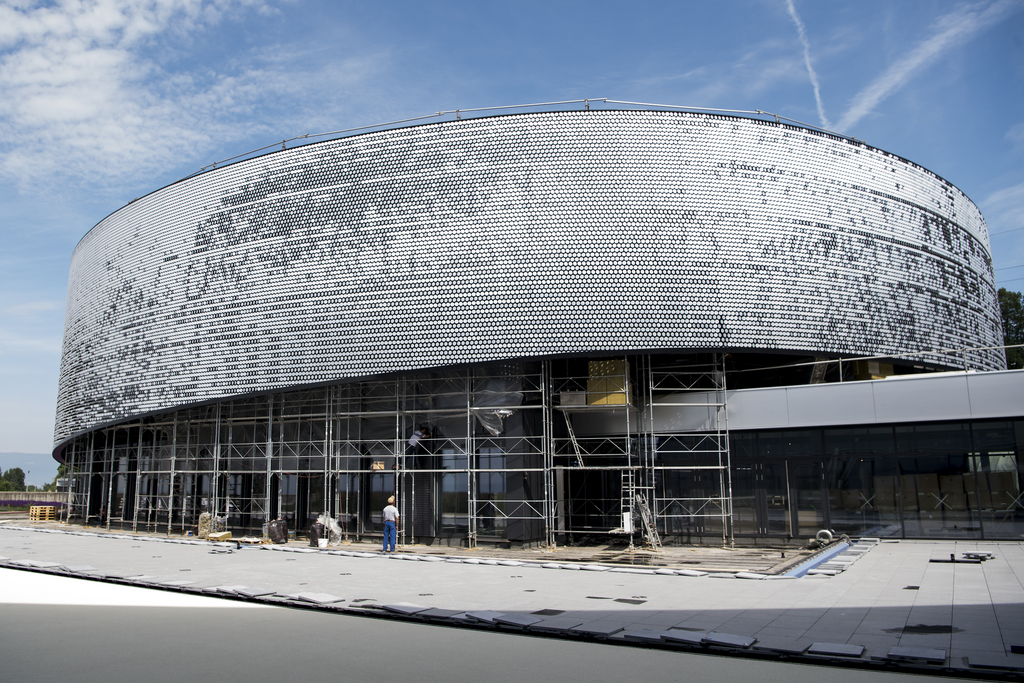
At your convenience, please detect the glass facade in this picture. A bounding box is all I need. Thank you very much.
[732,420,1024,540]
[56,354,1024,545]
[60,362,550,546]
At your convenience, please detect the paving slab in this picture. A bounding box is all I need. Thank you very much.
[705,632,756,648]
[968,653,1024,671]
[570,621,626,636]
[4,525,1022,677]
[466,610,505,623]
[530,617,586,633]
[412,608,459,618]
[807,643,865,657]
[382,602,429,614]
[887,646,946,664]
[753,638,810,655]
[620,629,672,643]
[297,592,345,604]
[663,629,708,645]
[494,613,544,628]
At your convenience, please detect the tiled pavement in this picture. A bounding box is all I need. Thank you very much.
[2,523,1023,677]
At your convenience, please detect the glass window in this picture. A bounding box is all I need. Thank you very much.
[440,449,468,533]
[365,472,394,533]
[823,426,900,537]
[791,461,824,536]
[896,423,980,539]
[971,421,1024,538]
[760,429,823,458]
[825,455,900,537]
[476,448,506,537]
[730,432,756,459]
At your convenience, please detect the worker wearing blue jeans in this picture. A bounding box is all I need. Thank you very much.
[382,496,399,552]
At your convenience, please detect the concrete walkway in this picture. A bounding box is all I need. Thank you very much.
[2,523,1022,677]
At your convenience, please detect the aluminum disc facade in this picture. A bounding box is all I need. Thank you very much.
[54,109,1002,448]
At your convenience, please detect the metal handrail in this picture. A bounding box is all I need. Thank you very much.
[726,343,1023,376]
[189,97,866,178]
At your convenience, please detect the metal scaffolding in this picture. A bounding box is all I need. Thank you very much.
[550,353,733,549]
[58,355,734,548]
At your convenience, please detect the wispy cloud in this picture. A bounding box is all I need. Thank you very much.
[784,0,830,129]
[1007,121,1024,148]
[984,180,1024,235]
[2,300,61,316]
[836,0,1021,133]
[0,0,378,193]
[634,39,805,106]
[0,329,62,356]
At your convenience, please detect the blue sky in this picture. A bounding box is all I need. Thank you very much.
[1,0,1022,457]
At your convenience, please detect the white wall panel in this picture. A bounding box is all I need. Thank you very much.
[724,370,1024,431]
[871,375,973,423]
[785,382,877,426]
[966,371,1024,419]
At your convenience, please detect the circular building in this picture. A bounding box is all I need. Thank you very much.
[53,109,1005,545]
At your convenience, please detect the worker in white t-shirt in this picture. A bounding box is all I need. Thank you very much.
[408,425,430,468]
[382,496,399,553]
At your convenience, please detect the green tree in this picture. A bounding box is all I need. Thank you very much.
[1000,288,1024,370]
[1,467,26,491]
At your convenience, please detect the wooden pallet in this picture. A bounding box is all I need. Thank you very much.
[29,505,57,521]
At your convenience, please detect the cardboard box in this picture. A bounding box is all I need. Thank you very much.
[966,472,1020,510]
[874,477,897,512]
[560,391,587,407]
[989,471,1019,495]
[991,491,1021,511]
[964,473,993,510]
[900,475,918,512]
[939,474,964,495]
[841,489,864,511]
[853,360,895,380]
[916,474,941,510]
[942,492,968,512]
[208,531,232,542]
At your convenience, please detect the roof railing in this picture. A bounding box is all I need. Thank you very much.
[190,98,863,178]
[726,343,1023,377]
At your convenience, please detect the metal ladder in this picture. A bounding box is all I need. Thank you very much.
[620,470,634,536]
[563,412,586,468]
[634,489,662,550]
[621,470,661,549]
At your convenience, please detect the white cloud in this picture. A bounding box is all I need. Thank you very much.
[984,180,1024,234]
[0,328,62,355]
[785,0,831,129]
[836,0,1022,133]
[1,300,61,316]
[0,0,374,193]
[1007,121,1024,147]
[635,39,806,106]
